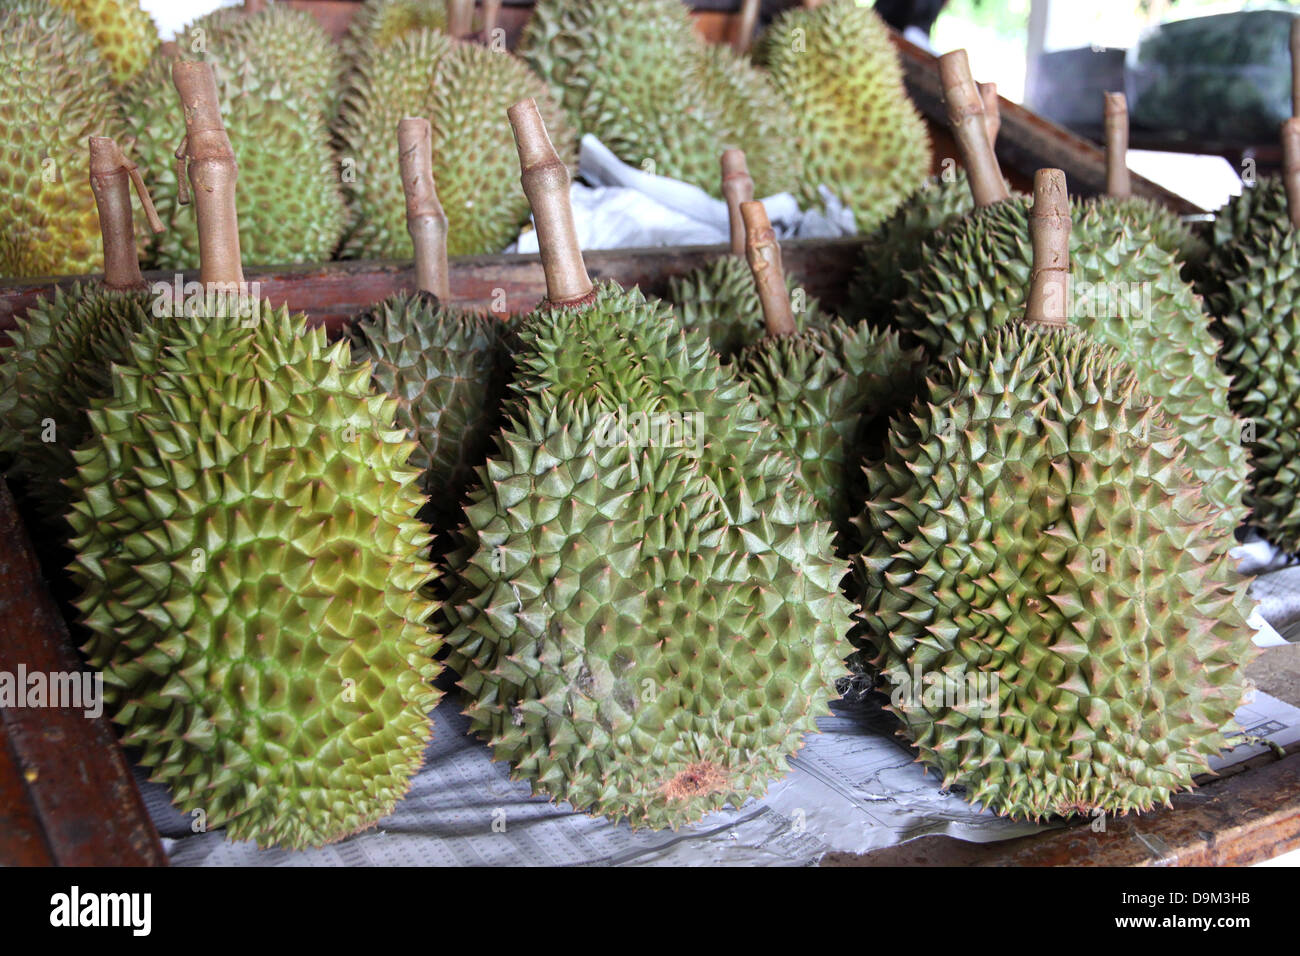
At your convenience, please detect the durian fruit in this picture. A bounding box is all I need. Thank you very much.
[666,150,820,358]
[895,53,1247,532]
[66,63,440,849]
[729,201,922,544]
[1202,97,1300,551]
[336,29,576,259]
[845,84,998,325]
[755,0,931,231]
[340,0,450,68]
[0,136,164,524]
[48,0,159,84]
[519,0,802,198]
[445,100,850,829]
[0,0,127,278]
[348,117,516,532]
[121,2,346,269]
[855,169,1258,821]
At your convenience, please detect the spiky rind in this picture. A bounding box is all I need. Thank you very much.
[895,197,1247,531]
[520,0,802,198]
[121,10,346,270]
[756,0,931,232]
[1204,178,1300,551]
[855,323,1258,820]
[349,291,516,529]
[736,321,924,542]
[49,0,158,84]
[66,302,440,849]
[0,0,125,278]
[0,283,156,522]
[666,256,821,358]
[446,282,851,829]
[336,31,576,259]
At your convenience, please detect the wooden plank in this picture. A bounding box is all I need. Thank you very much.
[0,716,55,866]
[0,237,866,343]
[0,481,166,866]
[893,32,1208,215]
[822,747,1300,867]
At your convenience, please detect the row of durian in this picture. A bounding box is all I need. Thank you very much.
[2,7,1284,847]
[2,0,931,280]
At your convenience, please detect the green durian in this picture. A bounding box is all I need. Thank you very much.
[121,8,347,269]
[0,0,125,278]
[340,0,449,66]
[1200,176,1300,551]
[446,280,851,828]
[894,196,1247,531]
[756,0,931,232]
[335,32,576,258]
[67,300,441,849]
[0,283,156,521]
[49,0,159,84]
[349,291,516,530]
[856,321,1258,820]
[519,0,801,197]
[844,172,975,325]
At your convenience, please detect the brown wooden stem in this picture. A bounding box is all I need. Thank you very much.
[481,0,501,39]
[1283,119,1300,230]
[1025,169,1071,328]
[940,50,1009,208]
[508,97,593,307]
[1104,92,1131,198]
[742,201,796,338]
[172,60,243,286]
[447,0,474,38]
[733,0,760,53]
[88,137,161,291]
[397,118,450,300]
[979,82,1001,148]
[721,149,754,258]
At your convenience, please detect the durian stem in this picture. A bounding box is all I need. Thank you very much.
[447,0,474,38]
[397,118,450,300]
[1283,119,1300,230]
[244,0,266,14]
[172,60,243,287]
[508,98,594,307]
[940,50,1009,208]
[1025,169,1071,328]
[1291,17,1300,119]
[721,149,754,258]
[732,0,760,53]
[1104,92,1132,199]
[980,82,1001,149]
[741,201,796,338]
[89,137,146,290]
[481,0,502,39]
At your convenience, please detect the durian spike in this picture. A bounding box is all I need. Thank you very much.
[447,0,474,38]
[979,82,1001,148]
[172,60,243,286]
[397,118,450,300]
[1282,119,1300,230]
[508,97,594,307]
[741,201,797,338]
[940,50,1009,208]
[89,137,149,290]
[721,149,754,257]
[733,0,760,53]
[1291,17,1300,119]
[1025,169,1070,328]
[1104,92,1132,199]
